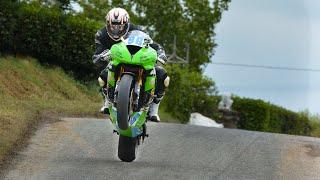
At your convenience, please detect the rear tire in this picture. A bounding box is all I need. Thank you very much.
[118,135,137,162]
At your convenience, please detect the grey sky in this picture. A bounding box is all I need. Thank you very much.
[205,0,320,114]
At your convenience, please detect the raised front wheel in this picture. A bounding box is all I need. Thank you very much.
[117,74,137,162]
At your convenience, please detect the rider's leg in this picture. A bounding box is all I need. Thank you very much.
[149,65,170,122]
[98,68,110,114]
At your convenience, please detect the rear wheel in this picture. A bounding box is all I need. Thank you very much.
[117,74,137,162]
[118,135,137,162]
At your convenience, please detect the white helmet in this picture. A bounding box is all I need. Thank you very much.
[105,8,130,41]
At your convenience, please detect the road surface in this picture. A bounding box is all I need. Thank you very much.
[2,117,320,180]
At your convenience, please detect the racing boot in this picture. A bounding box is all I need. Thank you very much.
[148,95,163,122]
[100,98,110,114]
[99,87,110,115]
[148,65,169,122]
[148,101,161,122]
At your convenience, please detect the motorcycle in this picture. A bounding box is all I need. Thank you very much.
[101,30,164,162]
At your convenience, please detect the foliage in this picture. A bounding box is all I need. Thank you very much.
[232,97,269,131]
[0,56,100,166]
[15,3,64,63]
[298,111,320,137]
[21,0,72,10]
[0,0,18,53]
[232,96,312,136]
[77,0,110,21]
[125,0,231,71]
[0,1,102,80]
[56,0,71,10]
[162,64,218,122]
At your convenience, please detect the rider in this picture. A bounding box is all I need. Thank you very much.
[92,8,170,122]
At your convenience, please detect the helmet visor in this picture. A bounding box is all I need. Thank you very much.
[107,23,128,40]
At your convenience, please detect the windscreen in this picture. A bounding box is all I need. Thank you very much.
[124,30,152,47]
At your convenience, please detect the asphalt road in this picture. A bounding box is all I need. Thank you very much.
[2,117,320,180]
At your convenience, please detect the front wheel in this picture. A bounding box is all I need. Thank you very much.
[117,74,137,162]
[117,74,133,130]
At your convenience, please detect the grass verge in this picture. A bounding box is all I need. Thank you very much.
[159,106,180,123]
[0,56,101,167]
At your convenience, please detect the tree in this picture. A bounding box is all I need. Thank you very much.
[131,0,231,71]
[76,0,109,21]
[76,0,139,22]
[21,0,72,11]
[56,0,71,10]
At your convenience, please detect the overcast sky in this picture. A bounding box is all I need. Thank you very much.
[205,0,320,114]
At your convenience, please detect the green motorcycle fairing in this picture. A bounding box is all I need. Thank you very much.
[109,106,147,137]
[110,41,157,70]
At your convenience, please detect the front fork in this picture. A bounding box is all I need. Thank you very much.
[110,67,143,111]
[107,66,156,110]
[107,65,155,138]
[132,69,143,111]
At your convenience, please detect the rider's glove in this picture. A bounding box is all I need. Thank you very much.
[157,53,167,65]
[92,49,111,64]
[100,49,111,62]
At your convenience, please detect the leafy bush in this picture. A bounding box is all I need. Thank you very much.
[0,1,101,80]
[0,0,18,53]
[298,111,320,137]
[232,96,311,136]
[162,64,218,123]
[16,4,64,63]
[232,97,269,131]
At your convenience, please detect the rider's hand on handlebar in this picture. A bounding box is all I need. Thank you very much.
[157,57,166,65]
[157,54,167,65]
[100,49,111,62]
[93,49,111,64]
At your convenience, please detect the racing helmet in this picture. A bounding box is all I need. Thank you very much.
[106,8,130,41]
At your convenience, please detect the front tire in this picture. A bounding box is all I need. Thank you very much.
[117,74,137,162]
[117,74,133,130]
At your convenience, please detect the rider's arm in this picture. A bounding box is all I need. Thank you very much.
[150,43,167,63]
[92,30,107,64]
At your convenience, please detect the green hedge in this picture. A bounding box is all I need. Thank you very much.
[0,2,101,80]
[232,96,311,136]
[0,1,18,53]
[162,64,219,123]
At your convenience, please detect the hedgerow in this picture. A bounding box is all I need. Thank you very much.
[0,1,101,80]
[232,96,311,135]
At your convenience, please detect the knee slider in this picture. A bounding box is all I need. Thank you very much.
[164,76,170,88]
[98,77,105,87]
